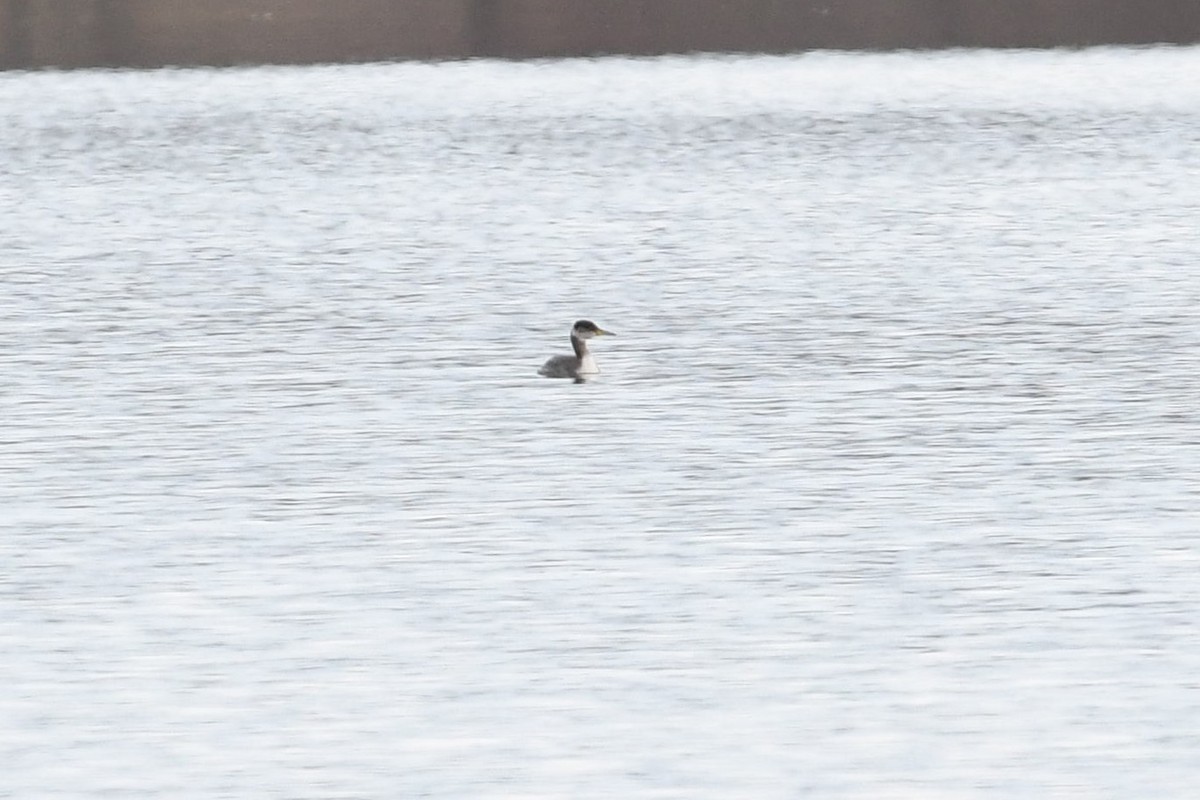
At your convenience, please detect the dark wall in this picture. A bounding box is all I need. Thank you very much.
[110,0,472,67]
[3,0,1199,70]
[478,0,952,56]
[482,0,1200,55]
[0,0,473,68]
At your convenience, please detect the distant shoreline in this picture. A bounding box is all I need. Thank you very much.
[3,0,1199,70]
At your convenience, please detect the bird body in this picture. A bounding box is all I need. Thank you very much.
[539,320,615,380]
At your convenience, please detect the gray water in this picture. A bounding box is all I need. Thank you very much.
[2,47,1199,799]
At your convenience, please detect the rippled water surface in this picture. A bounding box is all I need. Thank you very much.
[3,48,1200,798]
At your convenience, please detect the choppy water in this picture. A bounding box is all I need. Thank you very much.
[2,47,1200,798]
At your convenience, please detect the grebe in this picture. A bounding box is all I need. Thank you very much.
[538,320,615,379]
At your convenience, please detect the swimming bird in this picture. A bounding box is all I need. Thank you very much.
[538,320,616,379]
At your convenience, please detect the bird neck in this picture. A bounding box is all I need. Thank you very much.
[571,333,589,359]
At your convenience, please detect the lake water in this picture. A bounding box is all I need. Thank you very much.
[2,46,1199,798]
